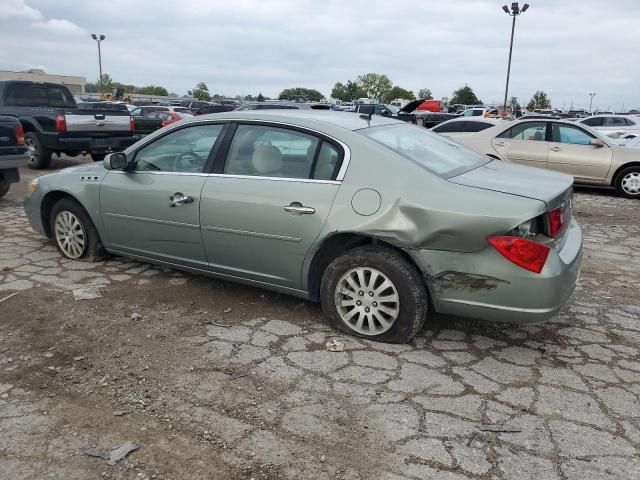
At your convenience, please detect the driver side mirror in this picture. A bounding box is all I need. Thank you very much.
[590,138,605,148]
[104,152,128,170]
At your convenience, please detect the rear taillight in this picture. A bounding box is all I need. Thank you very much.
[488,236,550,274]
[547,207,564,237]
[130,116,135,131]
[15,124,25,145]
[55,114,66,132]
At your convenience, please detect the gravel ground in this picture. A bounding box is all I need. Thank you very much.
[1,157,639,480]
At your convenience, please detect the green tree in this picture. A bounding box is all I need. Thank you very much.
[450,85,481,105]
[384,86,415,103]
[509,96,520,108]
[190,82,211,101]
[257,92,265,102]
[136,85,169,96]
[356,73,392,101]
[278,87,324,102]
[525,91,551,111]
[345,80,366,101]
[331,82,348,101]
[244,94,254,101]
[418,88,433,100]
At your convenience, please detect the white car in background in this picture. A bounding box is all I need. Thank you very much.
[445,118,640,198]
[579,115,640,139]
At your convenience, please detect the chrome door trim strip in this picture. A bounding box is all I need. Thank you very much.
[108,170,341,184]
[104,212,200,229]
[201,225,302,242]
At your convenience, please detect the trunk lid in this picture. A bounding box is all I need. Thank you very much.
[448,160,573,209]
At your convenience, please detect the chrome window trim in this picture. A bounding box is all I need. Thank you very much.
[108,170,341,185]
[124,118,351,181]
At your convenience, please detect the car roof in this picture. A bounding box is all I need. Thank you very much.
[182,110,402,131]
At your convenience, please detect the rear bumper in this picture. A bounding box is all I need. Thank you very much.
[41,134,137,154]
[409,219,583,324]
[0,153,29,170]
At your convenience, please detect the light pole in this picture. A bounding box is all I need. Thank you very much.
[501,3,529,116]
[91,34,106,96]
[588,92,596,113]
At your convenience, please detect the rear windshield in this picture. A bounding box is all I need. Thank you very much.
[359,124,488,177]
[5,83,76,108]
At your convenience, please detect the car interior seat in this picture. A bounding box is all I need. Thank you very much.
[251,145,283,176]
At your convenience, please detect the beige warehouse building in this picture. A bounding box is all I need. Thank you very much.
[0,69,87,94]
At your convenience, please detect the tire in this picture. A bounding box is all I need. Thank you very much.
[0,175,9,198]
[24,132,52,169]
[49,198,107,262]
[90,153,106,162]
[614,166,640,199]
[320,245,428,343]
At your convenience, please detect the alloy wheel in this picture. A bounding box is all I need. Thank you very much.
[621,172,640,195]
[54,211,86,259]
[334,267,400,335]
[25,136,38,164]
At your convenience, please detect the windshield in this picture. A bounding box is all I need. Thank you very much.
[359,124,488,177]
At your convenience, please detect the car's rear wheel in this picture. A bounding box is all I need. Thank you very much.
[50,198,106,261]
[614,166,640,199]
[320,245,427,343]
[24,132,52,169]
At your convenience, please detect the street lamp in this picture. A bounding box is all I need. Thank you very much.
[589,92,596,113]
[91,34,106,96]
[501,3,529,115]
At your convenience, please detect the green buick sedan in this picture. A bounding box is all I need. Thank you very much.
[24,111,582,343]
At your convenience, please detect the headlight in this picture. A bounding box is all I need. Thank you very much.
[29,178,39,192]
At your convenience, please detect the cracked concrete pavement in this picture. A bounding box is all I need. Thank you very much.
[1,160,639,479]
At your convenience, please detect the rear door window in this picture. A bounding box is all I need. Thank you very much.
[224,124,320,179]
[464,121,494,132]
[603,117,628,126]
[552,123,595,145]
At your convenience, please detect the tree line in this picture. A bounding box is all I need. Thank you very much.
[86,73,554,110]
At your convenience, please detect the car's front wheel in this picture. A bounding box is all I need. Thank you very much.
[320,245,428,343]
[614,166,640,199]
[50,198,106,261]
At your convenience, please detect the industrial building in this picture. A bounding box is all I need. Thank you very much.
[0,69,86,93]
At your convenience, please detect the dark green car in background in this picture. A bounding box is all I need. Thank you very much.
[24,111,582,343]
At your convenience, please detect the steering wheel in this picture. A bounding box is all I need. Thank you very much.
[173,151,203,172]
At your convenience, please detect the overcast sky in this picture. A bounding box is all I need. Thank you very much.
[1,0,638,110]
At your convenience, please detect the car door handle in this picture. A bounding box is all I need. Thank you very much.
[169,192,194,207]
[284,202,315,215]
[550,146,561,152]
[495,141,506,147]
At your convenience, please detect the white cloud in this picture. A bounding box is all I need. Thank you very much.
[33,18,85,36]
[0,0,42,20]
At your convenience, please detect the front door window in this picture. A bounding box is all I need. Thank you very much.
[133,124,224,173]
